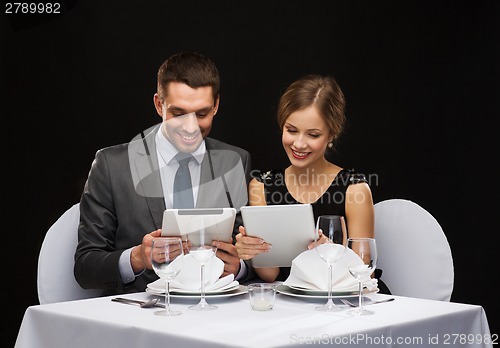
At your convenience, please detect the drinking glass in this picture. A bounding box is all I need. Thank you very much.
[314,215,347,312]
[151,237,184,316]
[347,238,378,315]
[186,216,219,311]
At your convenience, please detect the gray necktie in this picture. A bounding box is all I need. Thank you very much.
[173,153,194,208]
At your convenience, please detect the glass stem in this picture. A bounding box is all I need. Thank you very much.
[358,279,363,311]
[328,264,333,304]
[167,281,171,311]
[200,264,206,302]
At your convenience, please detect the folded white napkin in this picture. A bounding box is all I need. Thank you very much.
[283,248,378,292]
[147,254,237,292]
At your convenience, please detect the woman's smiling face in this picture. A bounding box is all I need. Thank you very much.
[282,105,331,169]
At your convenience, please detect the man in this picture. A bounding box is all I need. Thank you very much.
[75,52,251,294]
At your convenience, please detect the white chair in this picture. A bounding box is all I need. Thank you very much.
[37,203,102,304]
[374,199,454,301]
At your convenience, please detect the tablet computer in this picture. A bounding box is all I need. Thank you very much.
[240,204,316,267]
[161,208,236,244]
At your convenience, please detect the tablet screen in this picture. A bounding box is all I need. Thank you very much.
[241,204,315,267]
[161,208,236,243]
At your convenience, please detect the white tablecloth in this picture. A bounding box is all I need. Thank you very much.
[15,292,493,348]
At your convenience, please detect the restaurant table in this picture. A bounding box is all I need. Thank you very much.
[15,291,494,348]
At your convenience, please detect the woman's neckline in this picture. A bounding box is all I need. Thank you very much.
[283,164,345,204]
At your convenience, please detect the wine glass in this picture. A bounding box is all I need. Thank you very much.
[186,216,219,311]
[314,215,347,312]
[151,237,184,316]
[347,238,378,316]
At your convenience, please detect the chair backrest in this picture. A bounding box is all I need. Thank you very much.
[37,203,102,304]
[374,199,454,301]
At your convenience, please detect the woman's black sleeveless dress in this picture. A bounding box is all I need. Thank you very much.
[255,168,391,294]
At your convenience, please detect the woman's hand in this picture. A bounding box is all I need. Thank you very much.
[307,229,328,249]
[235,226,271,260]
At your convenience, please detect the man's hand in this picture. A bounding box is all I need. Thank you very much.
[130,229,162,273]
[215,240,241,277]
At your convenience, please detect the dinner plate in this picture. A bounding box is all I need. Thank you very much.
[146,285,248,298]
[171,283,240,294]
[147,281,240,295]
[287,285,357,296]
[170,282,240,295]
[277,285,377,299]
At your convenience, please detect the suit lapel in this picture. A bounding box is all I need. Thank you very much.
[196,140,231,208]
[197,142,215,207]
[130,124,165,229]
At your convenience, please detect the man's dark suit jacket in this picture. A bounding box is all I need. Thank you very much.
[75,124,252,294]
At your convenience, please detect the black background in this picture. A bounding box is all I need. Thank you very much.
[1,1,499,346]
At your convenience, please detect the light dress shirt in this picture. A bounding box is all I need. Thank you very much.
[119,126,246,285]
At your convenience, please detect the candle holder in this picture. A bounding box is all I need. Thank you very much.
[247,283,277,311]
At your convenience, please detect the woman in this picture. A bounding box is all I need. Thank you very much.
[236,74,383,287]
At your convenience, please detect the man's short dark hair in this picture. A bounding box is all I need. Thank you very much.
[157,51,220,102]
